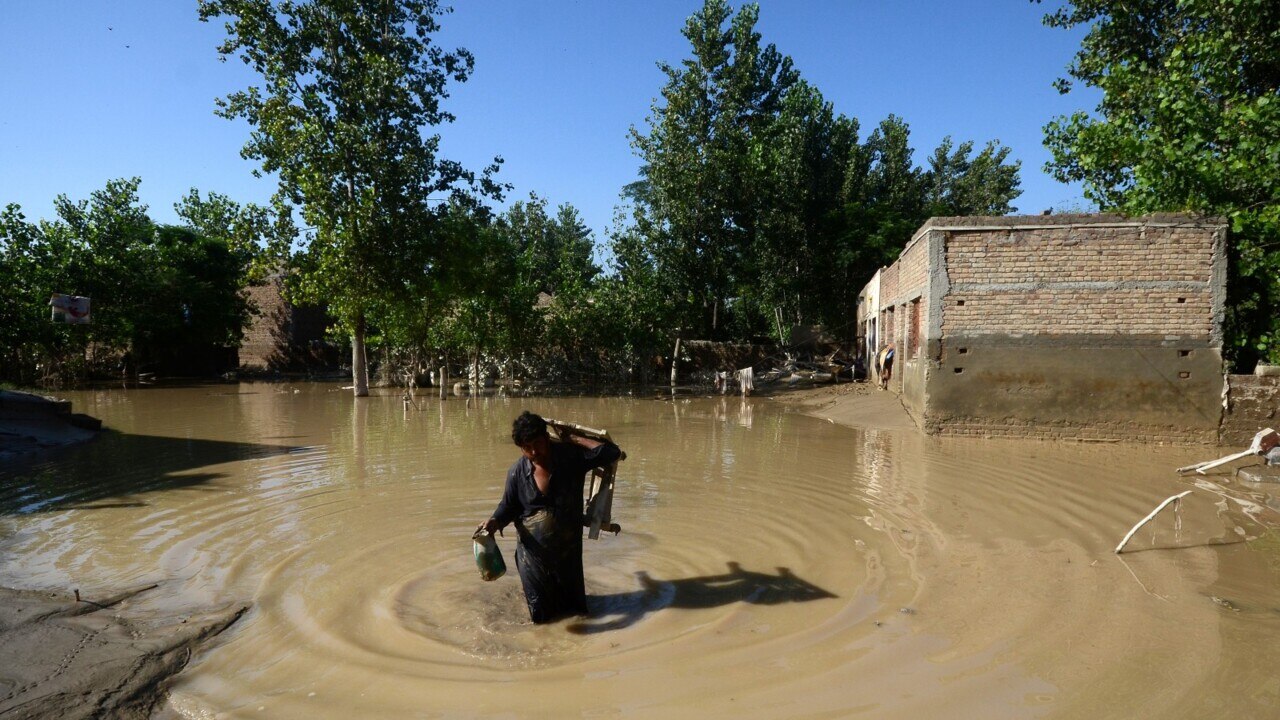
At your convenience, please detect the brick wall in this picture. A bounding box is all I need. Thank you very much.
[240,279,290,370]
[866,214,1228,443]
[240,278,337,372]
[896,236,928,300]
[942,224,1216,340]
[879,262,899,346]
[878,263,899,310]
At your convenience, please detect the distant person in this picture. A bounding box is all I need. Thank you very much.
[477,411,621,623]
[879,342,895,390]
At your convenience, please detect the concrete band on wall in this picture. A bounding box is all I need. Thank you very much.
[867,213,1228,443]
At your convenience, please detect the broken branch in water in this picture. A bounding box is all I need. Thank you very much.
[1176,428,1279,474]
[1115,491,1193,554]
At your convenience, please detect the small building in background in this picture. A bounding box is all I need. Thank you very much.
[861,213,1227,443]
[239,275,337,373]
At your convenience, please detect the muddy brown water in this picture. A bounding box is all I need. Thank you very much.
[2,384,1278,718]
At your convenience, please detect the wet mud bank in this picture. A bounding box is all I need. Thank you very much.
[0,585,247,720]
[760,380,916,431]
[0,390,101,463]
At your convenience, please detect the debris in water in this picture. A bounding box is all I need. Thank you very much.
[1210,596,1241,612]
[1177,428,1279,475]
[1115,490,1193,554]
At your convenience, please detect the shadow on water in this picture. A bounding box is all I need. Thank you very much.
[568,561,836,635]
[0,431,298,516]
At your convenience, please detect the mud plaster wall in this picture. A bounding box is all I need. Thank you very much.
[678,341,772,373]
[876,214,1227,442]
[1222,375,1280,445]
[858,272,880,367]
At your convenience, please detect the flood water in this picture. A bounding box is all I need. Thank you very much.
[2,383,1278,719]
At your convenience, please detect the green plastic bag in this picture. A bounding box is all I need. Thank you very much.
[472,530,506,581]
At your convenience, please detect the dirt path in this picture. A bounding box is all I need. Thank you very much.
[761,380,917,431]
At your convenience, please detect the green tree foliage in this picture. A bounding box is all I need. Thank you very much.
[924,137,1022,217]
[359,194,612,387]
[624,0,1021,345]
[423,207,536,376]
[0,204,59,382]
[499,194,600,296]
[1038,0,1280,368]
[749,81,859,334]
[0,179,258,385]
[596,214,680,380]
[199,0,503,395]
[629,0,798,337]
[174,188,297,284]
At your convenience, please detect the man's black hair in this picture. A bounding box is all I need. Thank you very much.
[512,411,548,446]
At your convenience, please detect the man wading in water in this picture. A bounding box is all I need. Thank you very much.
[477,411,622,623]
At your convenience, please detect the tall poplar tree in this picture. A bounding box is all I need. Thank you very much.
[627,1,1020,344]
[630,0,797,337]
[199,0,501,395]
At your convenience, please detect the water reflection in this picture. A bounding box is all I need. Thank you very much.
[0,432,297,516]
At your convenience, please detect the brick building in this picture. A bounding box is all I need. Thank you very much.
[862,213,1228,443]
[855,270,881,367]
[239,276,336,372]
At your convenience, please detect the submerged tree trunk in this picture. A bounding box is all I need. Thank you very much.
[670,335,682,389]
[352,313,369,397]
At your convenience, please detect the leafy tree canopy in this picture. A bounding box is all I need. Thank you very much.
[0,179,260,385]
[175,188,297,284]
[1039,0,1280,367]
[199,0,504,394]
[625,0,1020,342]
[498,194,600,296]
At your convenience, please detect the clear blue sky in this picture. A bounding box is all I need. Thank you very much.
[0,1,1097,247]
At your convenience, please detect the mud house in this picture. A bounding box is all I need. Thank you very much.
[862,214,1228,443]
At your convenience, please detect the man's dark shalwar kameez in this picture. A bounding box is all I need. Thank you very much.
[491,440,621,623]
